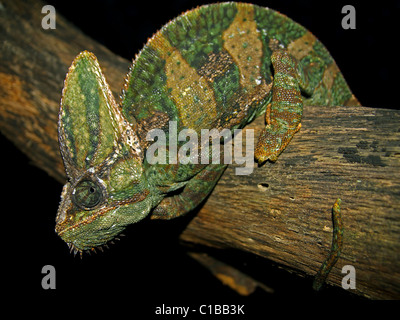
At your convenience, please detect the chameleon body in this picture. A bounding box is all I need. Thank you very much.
[56,1,358,276]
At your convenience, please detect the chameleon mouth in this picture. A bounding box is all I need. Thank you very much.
[55,198,126,254]
[56,186,151,233]
[56,203,117,236]
[56,187,151,236]
[65,233,125,258]
[56,206,127,255]
[56,188,152,255]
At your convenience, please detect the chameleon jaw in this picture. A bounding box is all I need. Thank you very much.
[56,203,126,254]
[64,233,124,257]
[56,181,152,254]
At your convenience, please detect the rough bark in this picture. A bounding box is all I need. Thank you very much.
[180,109,400,299]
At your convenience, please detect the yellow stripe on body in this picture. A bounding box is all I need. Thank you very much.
[222,4,264,92]
[287,31,317,61]
[150,34,217,130]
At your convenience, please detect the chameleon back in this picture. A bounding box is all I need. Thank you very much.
[121,2,358,136]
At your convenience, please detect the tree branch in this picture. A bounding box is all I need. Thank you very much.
[180,109,400,299]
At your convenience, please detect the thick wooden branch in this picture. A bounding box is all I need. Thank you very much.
[181,109,400,299]
[1,0,399,299]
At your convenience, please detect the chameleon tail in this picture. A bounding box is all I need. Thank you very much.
[313,198,343,291]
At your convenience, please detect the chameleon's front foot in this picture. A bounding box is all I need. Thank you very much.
[255,121,302,163]
[254,49,304,164]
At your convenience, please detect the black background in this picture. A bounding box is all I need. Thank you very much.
[3,0,399,315]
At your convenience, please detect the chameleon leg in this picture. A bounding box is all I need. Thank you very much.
[151,164,227,219]
[255,49,305,163]
[313,198,343,291]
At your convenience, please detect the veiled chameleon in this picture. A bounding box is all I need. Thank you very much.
[56,2,358,274]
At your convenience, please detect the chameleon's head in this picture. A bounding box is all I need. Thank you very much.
[56,51,152,253]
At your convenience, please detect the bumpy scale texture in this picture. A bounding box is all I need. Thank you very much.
[56,2,359,265]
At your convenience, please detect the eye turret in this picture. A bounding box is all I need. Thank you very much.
[72,178,106,210]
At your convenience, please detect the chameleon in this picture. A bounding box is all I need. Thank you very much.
[55,2,359,286]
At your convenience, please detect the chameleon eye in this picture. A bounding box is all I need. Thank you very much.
[72,179,105,210]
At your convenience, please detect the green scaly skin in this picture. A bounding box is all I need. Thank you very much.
[56,2,358,287]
